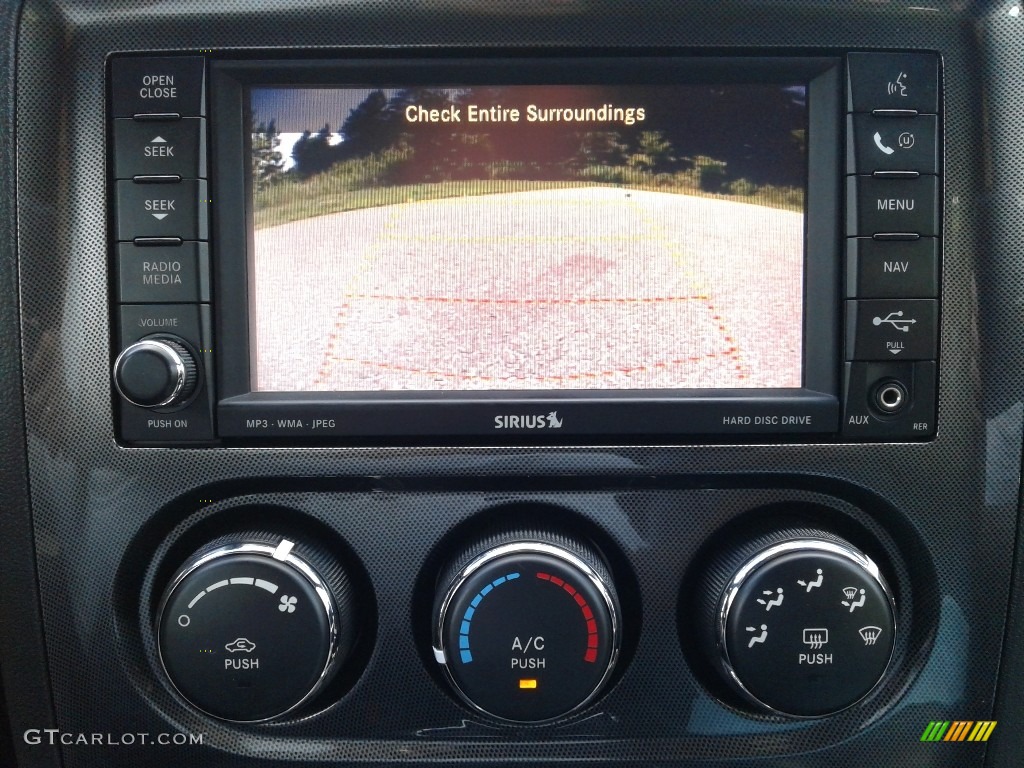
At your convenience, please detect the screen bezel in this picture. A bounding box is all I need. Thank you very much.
[211,55,841,442]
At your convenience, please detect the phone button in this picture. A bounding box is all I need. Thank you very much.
[847,114,937,174]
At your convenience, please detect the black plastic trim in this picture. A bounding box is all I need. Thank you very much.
[0,1,60,767]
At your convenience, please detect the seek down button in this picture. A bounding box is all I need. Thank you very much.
[116,179,208,241]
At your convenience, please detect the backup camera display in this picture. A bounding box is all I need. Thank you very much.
[249,84,807,392]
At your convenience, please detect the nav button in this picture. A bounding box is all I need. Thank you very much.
[846,299,937,361]
[846,238,938,299]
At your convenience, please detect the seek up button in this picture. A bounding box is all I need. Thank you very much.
[113,118,206,179]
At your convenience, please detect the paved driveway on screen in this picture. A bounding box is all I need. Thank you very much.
[252,187,803,392]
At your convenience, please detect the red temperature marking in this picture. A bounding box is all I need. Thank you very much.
[536,572,599,663]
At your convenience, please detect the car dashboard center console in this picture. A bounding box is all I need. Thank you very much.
[2,1,1024,767]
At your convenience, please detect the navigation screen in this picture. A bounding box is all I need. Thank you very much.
[249,83,807,392]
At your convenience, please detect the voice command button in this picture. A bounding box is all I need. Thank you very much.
[847,53,939,114]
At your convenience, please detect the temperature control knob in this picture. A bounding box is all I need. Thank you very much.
[433,531,621,723]
[113,336,198,408]
[696,528,896,717]
[157,533,354,722]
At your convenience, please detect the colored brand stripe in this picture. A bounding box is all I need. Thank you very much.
[968,721,998,742]
[944,721,973,741]
[921,720,996,743]
[921,721,950,742]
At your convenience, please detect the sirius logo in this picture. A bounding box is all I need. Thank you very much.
[494,411,564,430]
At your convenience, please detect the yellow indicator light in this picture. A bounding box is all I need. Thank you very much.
[518,679,538,690]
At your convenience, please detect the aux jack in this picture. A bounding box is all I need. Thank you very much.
[871,379,909,416]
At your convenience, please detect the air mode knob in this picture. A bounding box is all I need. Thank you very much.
[113,336,198,408]
[433,530,621,723]
[157,533,355,722]
[695,528,896,717]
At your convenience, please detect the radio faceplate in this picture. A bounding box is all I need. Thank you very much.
[108,53,939,445]
[12,2,1011,767]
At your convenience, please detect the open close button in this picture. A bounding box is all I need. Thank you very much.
[110,56,206,117]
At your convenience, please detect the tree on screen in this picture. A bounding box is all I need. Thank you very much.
[251,118,285,189]
[291,124,339,178]
[339,89,396,157]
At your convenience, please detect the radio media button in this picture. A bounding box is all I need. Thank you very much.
[113,118,206,179]
[110,56,206,117]
[116,179,208,241]
[118,242,210,303]
[847,114,937,174]
[846,238,938,299]
[846,175,938,237]
[847,53,938,114]
[845,299,937,361]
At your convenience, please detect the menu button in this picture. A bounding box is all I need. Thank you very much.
[846,175,938,236]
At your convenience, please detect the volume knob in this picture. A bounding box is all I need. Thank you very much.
[113,337,198,408]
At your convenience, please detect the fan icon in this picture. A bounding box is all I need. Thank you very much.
[279,595,298,613]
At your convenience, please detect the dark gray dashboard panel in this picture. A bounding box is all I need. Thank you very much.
[9,0,1022,766]
[979,5,1024,766]
[0,0,61,767]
